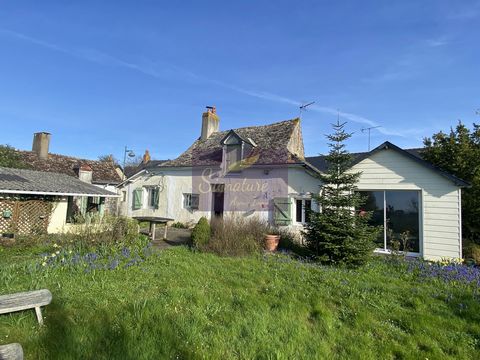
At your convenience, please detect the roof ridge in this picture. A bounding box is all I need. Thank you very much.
[17,149,108,163]
[212,118,300,135]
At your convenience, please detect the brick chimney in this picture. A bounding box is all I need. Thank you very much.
[142,150,151,164]
[78,164,93,183]
[201,106,219,141]
[32,132,51,160]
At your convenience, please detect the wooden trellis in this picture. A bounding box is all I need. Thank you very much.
[0,199,53,235]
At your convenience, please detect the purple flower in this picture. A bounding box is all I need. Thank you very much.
[108,259,119,270]
[121,247,131,258]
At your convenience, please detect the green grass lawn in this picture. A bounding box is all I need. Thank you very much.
[1,244,479,359]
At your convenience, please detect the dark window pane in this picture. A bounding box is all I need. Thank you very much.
[386,191,420,253]
[296,199,303,222]
[305,200,312,210]
[359,191,385,249]
[305,200,312,222]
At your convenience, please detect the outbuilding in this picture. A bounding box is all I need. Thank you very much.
[0,166,117,235]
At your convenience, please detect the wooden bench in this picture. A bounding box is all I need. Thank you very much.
[0,343,23,360]
[0,289,52,325]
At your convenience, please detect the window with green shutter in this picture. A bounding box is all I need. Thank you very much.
[273,197,292,225]
[148,187,159,209]
[132,188,143,210]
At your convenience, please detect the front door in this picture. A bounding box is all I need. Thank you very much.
[212,184,225,218]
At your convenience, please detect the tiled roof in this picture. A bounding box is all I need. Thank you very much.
[16,151,122,184]
[0,167,117,196]
[124,160,168,178]
[160,119,304,167]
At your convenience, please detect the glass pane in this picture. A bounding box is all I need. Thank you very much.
[296,199,303,222]
[226,145,242,171]
[305,200,312,210]
[359,191,385,249]
[385,191,420,253]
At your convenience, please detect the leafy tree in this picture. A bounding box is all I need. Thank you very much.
[303,120,379,266]
[422,121,480,243]
[0,145,29,168]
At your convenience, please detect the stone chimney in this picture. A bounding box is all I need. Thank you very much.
[32,132,51,160]
[201,106,219,141]
[78,164,93,184]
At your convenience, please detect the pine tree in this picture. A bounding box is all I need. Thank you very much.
[303,120,379,266]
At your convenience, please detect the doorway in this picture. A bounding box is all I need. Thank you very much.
[212,184,225,218]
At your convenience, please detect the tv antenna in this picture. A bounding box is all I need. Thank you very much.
[361,126,381,151]
[299,101,315,117]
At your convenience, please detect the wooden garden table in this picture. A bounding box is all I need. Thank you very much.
[132,216,174,240]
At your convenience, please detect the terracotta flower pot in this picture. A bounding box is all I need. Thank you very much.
[264,234,280,252]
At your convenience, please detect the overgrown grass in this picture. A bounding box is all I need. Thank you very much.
[1,244,480,359]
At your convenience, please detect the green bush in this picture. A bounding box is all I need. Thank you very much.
[191,217,211,247]
[171,221,188,229]
[277,228,312,257]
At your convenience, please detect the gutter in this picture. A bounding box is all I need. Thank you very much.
[0,190,119,197]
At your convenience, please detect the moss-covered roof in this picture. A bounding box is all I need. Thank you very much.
[160,119,304,167]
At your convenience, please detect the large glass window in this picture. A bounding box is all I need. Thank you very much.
[362,191,385,249]
[359,190,420,253]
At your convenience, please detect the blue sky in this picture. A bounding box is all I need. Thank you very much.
[0,1,479,162]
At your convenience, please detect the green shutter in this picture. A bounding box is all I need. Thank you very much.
[273,197,292,225]
[132,188,143,210]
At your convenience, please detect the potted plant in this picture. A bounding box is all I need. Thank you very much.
[264,227,281,252]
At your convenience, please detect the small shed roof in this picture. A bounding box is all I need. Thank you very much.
[0,167,118,197]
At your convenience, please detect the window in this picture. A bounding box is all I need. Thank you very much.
[147,187,159,209]
[122,191,127,202]
[225,144,242,172]
[66,196,76,223]
[183,193,199,210]
[132,188,143,210]
[359,190,420,253]
[295,198,312,223]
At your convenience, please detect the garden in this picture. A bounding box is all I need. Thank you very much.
[1,217,480,359]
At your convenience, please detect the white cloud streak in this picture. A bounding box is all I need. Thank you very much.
[0,28,423,138]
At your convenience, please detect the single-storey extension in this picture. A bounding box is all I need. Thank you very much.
[307,142,469,260]
[0,166,117,235]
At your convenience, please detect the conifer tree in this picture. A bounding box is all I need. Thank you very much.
[304,120,379,266]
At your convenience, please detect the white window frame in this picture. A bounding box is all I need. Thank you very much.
[294,196,313,224]
[357,189,422,257]
[146,187,159,209]
[183,193,199,210]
